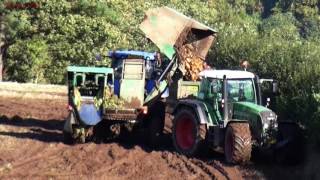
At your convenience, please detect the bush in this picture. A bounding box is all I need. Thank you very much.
[6,38,51,83]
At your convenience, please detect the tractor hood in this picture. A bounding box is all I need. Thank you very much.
[139,6,217,59]
[232,101,277,139]
[233,101,277,122]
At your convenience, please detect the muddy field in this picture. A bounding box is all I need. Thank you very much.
[0,83,319,179]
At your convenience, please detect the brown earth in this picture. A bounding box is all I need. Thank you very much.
[0,97,246,179]
[0,89,318,179]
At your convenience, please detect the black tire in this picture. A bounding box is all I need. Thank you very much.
[172,108,206,156]
[274,123,305,165]
[63,111,86,144]
[146,102,165,148]
[63,130,75,145]
[147,116,165,148]
[63,112,76,145]
[224,123,252,164]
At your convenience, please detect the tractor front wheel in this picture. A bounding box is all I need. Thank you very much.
[224,123,252,164]
[172,108,206,156]
[63,111,86,144]
[63,112,76,144]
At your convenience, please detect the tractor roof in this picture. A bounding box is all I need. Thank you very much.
[199,70,255,79]
[107,50,156,60]
[67,66,113,74]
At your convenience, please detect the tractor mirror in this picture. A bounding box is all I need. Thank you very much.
[272,81,278,93]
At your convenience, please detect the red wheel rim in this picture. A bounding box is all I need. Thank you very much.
[175,115,195,150]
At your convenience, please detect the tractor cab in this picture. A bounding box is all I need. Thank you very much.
[108,50,164,99]
[198,70,278,144]
[199,70,257,105]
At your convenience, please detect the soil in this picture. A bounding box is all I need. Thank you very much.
[0,92,318,179]
[0,96,246,179]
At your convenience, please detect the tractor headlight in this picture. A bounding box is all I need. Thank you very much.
[260,111,278,131]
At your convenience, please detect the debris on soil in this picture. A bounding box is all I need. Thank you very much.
[0,163,12,172]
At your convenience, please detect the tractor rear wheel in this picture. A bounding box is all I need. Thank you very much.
[224,123,252,164]
[172,108,206,156]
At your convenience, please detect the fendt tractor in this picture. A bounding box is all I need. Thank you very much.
[63,6,296,164]
[168,70,278,164]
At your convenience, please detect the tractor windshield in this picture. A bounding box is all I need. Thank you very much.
[226,79,256,103]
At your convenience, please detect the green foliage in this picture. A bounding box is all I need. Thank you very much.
[6,38,50,83]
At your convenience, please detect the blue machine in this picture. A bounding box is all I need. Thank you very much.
[107,50,156,61]
[79,104,102,126]
[108,50,160,96]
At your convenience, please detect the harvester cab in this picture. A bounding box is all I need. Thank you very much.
[64,66,114,143]
[107,50,162,96]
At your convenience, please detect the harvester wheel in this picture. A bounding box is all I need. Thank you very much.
[224,123,252,164]
[63,130,75,145]
[63,112,77,144]
[147,116,165,148]
[172,108,206,156]
[146,101,165,148]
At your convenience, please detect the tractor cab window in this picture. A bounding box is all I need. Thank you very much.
[84,74,96,86]
[199,78,223,100]
[76,73,106,97]
[75,74,84,86]
[96,75,105,87]
[210,79,223,101]
[106,73,113,86]
[226,79,255,103]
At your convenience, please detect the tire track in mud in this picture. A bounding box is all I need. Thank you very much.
[160,151,244,180]
[2,143,65,177]
[161,151,224,179]
[208,160,244,180]
[92,144,147,176]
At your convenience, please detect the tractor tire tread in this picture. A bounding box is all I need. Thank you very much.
[226,123,252,164]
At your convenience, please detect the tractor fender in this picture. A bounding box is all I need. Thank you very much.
[226,119,249,127]
[173,99,209,125]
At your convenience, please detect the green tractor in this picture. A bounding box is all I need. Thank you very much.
[139,6,297,164]
[168,69,280,164]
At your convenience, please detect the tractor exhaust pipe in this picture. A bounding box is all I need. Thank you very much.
[223,75,228,126]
